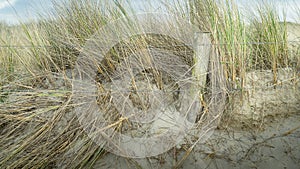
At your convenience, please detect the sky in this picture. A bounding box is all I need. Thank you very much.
[0,0,299,25]
[0,0,53,24]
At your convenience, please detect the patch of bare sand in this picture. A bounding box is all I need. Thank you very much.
[90,69,300,169]
[90,112,299,169]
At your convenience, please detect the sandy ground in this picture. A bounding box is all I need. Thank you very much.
[89,68,300,169]
[91,112,300,169]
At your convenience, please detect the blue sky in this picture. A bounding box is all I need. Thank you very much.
[0,0,299,25]
[0,0,53,24]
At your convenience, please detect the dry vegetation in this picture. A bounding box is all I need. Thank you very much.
[0,0,299,168]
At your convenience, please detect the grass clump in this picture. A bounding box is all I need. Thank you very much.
[189,0,250,88]
[189,0,295,88]
[40,0,126,71]
[249,3,289,84]
[0,1,120,167]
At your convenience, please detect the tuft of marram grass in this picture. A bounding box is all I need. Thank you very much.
[188,0,295,89]
[249,2,289,84]
[40,0,128,72]
[189,0,251,89]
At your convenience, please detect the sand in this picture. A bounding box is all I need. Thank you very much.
[88,68,300,169]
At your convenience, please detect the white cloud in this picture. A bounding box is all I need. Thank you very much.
[0,0,18,10]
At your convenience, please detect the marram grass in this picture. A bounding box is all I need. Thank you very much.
[0,0,299,168]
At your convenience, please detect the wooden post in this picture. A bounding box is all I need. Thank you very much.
[194,32,211,89]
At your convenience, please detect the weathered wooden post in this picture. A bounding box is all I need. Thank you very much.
[194,32,211,89]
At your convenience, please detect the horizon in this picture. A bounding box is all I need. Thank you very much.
[0,0,299,25]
